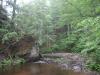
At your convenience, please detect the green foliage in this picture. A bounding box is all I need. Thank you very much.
[2,32,19,43]
[0,57,25,69]
[42,34,77,53]
[76,17,100,53]
[69,16,100,71]
[94,49,100,63]
[87,62,100,72]
[0,58,13,66]
[53,36,76,51]
[0,0,100,72]
[15,1,56,46]
[47,0,100,71]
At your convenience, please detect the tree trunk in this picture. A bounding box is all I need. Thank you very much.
[0,0,3,8]
[12,0,16,20]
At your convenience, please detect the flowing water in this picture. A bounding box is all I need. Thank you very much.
[0,63,88,75]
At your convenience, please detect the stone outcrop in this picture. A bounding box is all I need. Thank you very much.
[14,35,41,62]
[43,53,85,72]
[0,35,41,62]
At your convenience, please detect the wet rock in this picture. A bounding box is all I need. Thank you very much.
[34,61,46,64]
[60,63,68,69]
[43,53,85,72]
[72,65,82,72]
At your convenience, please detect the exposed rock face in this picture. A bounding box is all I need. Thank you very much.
[0,35,41,62]
[30,47,39,58]
[15,36,36,55]
[13,36,41,62]
[13,35,42,62]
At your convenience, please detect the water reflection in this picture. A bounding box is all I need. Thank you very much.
[0,63,87,75]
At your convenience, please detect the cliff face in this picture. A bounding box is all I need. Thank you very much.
[15,36,36,55]
[0,35,38,56]
[14,36,40,62]
[0,35,41,63]
[10,35,38,58]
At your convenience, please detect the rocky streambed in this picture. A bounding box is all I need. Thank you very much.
[35,53,99,75]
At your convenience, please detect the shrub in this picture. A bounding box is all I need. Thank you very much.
[87,62,100,72]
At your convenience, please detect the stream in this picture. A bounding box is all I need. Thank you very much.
[0,63,88,75]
